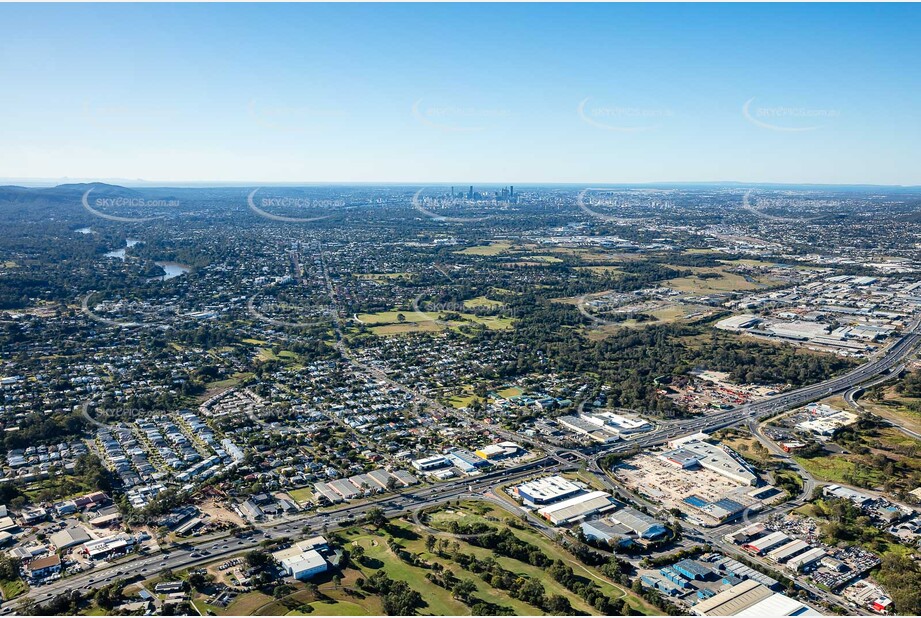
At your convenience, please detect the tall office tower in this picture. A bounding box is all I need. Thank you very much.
[468,186,474,200]
[451,186,455,198]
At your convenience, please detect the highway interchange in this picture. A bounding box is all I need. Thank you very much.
[6,324,921,613]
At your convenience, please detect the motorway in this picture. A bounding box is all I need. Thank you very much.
[9,318,921,611]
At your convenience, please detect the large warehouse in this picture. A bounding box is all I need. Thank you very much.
[536,490,617,525]
[514,475,583,505]
[691,580,819,616]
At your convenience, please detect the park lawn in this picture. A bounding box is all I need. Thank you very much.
[348,532,469,615]
[242,338,268,345]
[306,600,369,615]
[456,242,513,256]
[221,591,276,616]
[497,386,523,399]
[463,296,504,309]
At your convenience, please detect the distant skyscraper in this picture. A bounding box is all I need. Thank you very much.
[468,186,474,200]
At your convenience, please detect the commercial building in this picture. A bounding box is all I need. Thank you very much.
[724,522,766,544]
[446,448,491,473]
[734,592,821,616]
[661,437,758,486]
[50,527,91,550]
[767,539,811,564]
[787,547,827,572]
[327,479,360,500]
[579,520,635,548]
[557,415,618,443]
[274,547,328,581]
[744,531,789,555]
[25,555,61,579]
[690,580,819,616]
[578,411,651,435]
[474,442,521,460]
[514,476,583,505]
[609,507,668,540]
[83,535,135,560]
[672,559,714,581]
[411,455,450,472]
[536,491,617,525]
[823,484,873,508]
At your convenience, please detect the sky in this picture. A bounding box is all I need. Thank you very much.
[1,3,920,186]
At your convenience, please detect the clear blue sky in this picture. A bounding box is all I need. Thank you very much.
[1,3,919,185]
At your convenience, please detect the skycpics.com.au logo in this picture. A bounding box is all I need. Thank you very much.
[82,188,175,223]
[576,188,646,223]
[742,97,840,132]
[247,189,332,223]
[411,188,491,224]
[247,100,347,133]
[578,97,674,132]
[411,98,510,133]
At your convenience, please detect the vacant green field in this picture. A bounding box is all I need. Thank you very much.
[456,242,513,256]
[355,310,432,325]
[463,296,504,308]
[664,268,763,293]
[0,578,27,600]
[358,308,513,336]
[288,487,315,505]
[795,455,887,488]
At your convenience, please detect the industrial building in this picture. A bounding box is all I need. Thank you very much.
[514,475,582,505]
[609,507,668,540]
[690,580,818,616]
[579,520,635,548]
[767,539,811,564]
[787,547,827,572]
[823,484,874,508]
[536,491,617,525]
[50,527,91,550]
[743,531,790,555]
[724,522,766,544]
